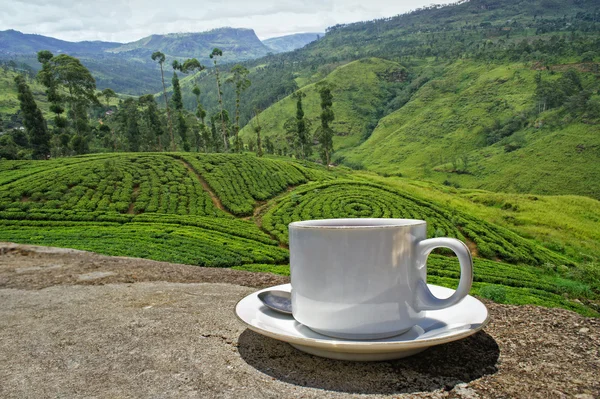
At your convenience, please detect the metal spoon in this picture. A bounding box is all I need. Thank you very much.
[258,290,292,315]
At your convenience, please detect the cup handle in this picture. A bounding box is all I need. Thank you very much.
[415,237,473,311]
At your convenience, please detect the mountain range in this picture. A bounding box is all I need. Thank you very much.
[0,28,323,94]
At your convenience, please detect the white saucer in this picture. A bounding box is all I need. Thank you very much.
[235,283,489,361]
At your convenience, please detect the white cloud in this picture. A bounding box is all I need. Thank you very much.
[0,0,446,43]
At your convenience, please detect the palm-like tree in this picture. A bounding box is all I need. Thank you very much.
[151,51,174,151]
[226,64,251,152]
[210,48,228,151]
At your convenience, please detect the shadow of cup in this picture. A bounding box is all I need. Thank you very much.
[237,329,499,395]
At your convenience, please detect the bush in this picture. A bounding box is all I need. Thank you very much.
[479,285,508,303]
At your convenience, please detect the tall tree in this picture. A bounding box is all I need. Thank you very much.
[151,51,175,151]
[14,74,50,159]
[209,113,223,152]
[50,55,97,111]
[284,91,311,159]
[171,63,189,151]
[177,58,207,152]
[209,48,228,151]
[118,98,140,152]
[294,91,311,159]
[264,136,274,155]
[101,88,116,108]
[171,68,183,111]
[315,82,335,168]
[44,54,98,152]
[253,108,263,157]
[139,94,164,151]
[226,64,251,152]
[37,51,64,122]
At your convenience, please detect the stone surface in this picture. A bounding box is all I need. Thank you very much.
[0,243,599,398]
[77,271,116,281]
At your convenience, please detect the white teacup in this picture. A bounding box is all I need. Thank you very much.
[289,218,473,340]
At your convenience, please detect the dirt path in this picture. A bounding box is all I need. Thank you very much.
[178,159,229,213]
[247,186,299,250]
[127,184,140,215]
[177,158,292,249]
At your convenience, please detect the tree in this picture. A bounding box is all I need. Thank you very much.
[0,134,18,160]
[294,91,311,159]
[210,48,228,151]
[264,136,274,155]
[171,68,183,111]
[101,88,116,108]
[226,64,251,152]
[37,50,62,117]
[118,98,140,152]
[176,112,190,151]
[14,74,50,159]
[209,114,222,152]
[139,94,164,151]
[152,51,175,151]
[170,67,188,150]
[50,55,97,109]
[315,81,335,167]
[37,51,65,156]
[39,54,98,150]
[253,108,263,157]
[177,58,208,153]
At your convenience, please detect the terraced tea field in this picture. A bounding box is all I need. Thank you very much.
[0,153,597,316]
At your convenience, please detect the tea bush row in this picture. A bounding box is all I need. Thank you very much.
[0,220,288,267]
[0,154,118,186]
[263,180,572,266]
[0,155,224,217]
[0,210,276,244]
[179,154,327,215]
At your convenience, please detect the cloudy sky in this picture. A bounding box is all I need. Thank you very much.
[1,0,447,43]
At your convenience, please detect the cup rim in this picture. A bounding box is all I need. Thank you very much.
[289,218,426,229]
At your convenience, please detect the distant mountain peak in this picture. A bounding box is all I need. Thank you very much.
[262,32,324,53]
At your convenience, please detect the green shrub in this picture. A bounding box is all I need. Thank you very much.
[479,285,508,303]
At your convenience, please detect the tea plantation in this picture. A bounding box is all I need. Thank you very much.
[0,153,598,316]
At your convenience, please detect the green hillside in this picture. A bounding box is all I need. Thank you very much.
[239,58,409,151]
[0,153,598,316]
[340,60,600,198]
[182,0,600,124]
[0,69,50,123]
[237,57,600,198]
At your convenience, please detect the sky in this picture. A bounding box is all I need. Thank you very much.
[1,0,447,43]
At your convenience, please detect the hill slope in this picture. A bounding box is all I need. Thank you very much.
[340,60,600,198]
[239,58,409,151]
[0,153,598,316]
